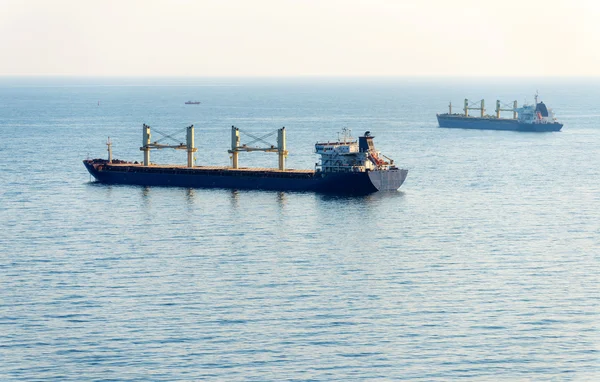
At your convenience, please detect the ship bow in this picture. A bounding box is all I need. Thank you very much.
[368,168,408,191]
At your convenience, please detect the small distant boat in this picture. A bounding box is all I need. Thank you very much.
[185,101,201,105]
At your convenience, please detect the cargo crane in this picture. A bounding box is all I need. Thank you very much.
[228,126,288,171]
[140,124,198,167]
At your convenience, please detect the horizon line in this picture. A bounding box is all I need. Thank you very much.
[2,74,600,79]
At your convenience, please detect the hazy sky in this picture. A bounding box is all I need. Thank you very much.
[1,0,599,76]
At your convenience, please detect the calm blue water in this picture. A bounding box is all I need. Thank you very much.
[1,77,599,380]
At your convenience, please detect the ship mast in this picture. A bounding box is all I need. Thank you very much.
[107,137,112,164]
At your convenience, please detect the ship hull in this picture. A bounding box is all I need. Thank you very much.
[437,114,562,132]
[83,160,408,194]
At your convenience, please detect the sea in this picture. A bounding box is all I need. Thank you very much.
[1,77,599,381]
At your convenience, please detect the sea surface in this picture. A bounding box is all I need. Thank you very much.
[1,77,599,381]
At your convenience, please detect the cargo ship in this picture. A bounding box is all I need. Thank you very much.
[184,101,201,105]
[83,125,408,194]
[437,94,563,132]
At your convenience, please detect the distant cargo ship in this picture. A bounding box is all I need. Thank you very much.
[184,101,201,105]
[84,125,408,194]
[437,94,563,132]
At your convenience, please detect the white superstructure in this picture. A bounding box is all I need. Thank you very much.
[315,128,394,173]
[515,94,560,124]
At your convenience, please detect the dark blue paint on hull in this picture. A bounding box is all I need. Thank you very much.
[437,115,562,132]
[84,161,408,195]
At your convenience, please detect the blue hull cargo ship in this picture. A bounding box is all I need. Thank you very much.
[437,94,563,132]
[84,125,408,194]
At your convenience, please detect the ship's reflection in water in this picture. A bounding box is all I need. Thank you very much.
[277,191,287,208]
[316,190,405,203]
[140,186,152,207]
[185,188,196,205]
[228,189,288,210]
[91,182,403,212]
[138,185,196,208]
[224,188,403,215]
[229,189,240,209]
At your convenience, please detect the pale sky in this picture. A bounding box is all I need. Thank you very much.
[1,0,599,76]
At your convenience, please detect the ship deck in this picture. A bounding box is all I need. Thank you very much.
[105,162,315,174]
[437,113,516,121]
